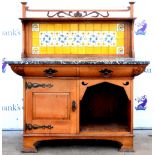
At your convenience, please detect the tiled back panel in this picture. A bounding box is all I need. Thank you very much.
[32,23,125,55]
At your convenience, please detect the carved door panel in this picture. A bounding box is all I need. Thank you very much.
[24,78,77,134]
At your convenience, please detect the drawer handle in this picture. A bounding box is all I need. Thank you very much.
[44,68,58,78]
[99,69,113,77]
[72,100,76,112]
[25,123,53,130]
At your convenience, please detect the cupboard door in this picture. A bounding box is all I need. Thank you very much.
[24,78,77,134]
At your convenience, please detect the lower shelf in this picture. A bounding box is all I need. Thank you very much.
[80,123,130,133]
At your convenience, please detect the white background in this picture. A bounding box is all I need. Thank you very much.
[0,0,154,130]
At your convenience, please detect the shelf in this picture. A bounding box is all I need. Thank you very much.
[80,123,129,133]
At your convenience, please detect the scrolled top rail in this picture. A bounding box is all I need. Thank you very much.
[21,2,134,18]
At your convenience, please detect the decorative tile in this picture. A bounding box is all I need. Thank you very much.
[32,47,40,54]
[32,23,39,32]
[31,23,125,55]
[116,46,124,54]
[40,32,53,46]
[103,32,116,46]
[88,32,99,46]
[38,31,117,47]
[57,32,68,46]
[72,32,84,46]
[117,24,124,31]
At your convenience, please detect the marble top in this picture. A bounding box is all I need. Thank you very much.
[5,57,150,65]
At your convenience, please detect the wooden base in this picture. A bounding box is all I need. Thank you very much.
[23,134,133,153]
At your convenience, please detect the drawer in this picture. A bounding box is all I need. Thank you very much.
[23,65,77,77]
[79,65,135,77]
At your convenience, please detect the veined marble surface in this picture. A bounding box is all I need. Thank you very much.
[5,57,150,65]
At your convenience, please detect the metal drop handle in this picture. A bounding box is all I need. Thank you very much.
[44,68,58,78]
[99,68,113,77]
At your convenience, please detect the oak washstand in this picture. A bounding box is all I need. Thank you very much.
[6,2,149,152]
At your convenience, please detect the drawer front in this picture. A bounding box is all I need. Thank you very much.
[24,65,77,77]
[25,79,77,134]
[79,66,133,77]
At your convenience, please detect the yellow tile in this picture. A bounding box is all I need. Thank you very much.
[93,24,102,31]
[47,24,55,31]
[78,47,85,54]
[40,24,47,31]
[109,47,116,54]
[62,24,70,31]
[102,24,109,31]
[54,24,62,31]
[117,32,124,39]
[70,24,78,31]
[93,47,101,54]
[32,32,39,38]
[85,24,93,31]
[101,47,109,54]
[40,47,47,54]
[32,39,39,46]
[70,47,78,54]
[54,47,65,54]
[109,24,117,31]
[47,47,55,54]
[117,39,124,46]
[85,47,94,54]
[62,47,71,54]
[79,24,85,31]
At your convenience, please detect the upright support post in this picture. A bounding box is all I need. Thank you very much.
[129,1,135,18]
[21,2,27,57]
[129,1,135,57]
[21,2,27,18]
